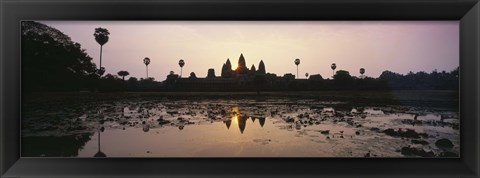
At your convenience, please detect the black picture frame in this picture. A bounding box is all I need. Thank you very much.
[1,0,479,177]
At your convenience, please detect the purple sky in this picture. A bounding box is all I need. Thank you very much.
[41,21,459,80]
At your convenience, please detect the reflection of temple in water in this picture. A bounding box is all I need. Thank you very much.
[224,106,266,134]
[225,120,232,129]
[253,117,266,128]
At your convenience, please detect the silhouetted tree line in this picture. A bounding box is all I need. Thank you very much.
[377,69,458,90]
[306,69,459,91]
[22,21,98,92]
[22,21,459,93]
[276,69,457,91]
[97,75,161,92]
[162,68,458,92]
[22,21,163,92]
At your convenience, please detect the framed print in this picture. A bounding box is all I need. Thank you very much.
[19,20,461,158]
[1,0,479,177]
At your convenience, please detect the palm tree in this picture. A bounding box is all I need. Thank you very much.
[294,58,300,79]
[93,28,110,71]
[143,57,150,78]
[178,59,185,78]
[331,63,337,78]
[117,71,129,81]
[305,73,309,79]
[93,128,106,157]
[360,68,365,78]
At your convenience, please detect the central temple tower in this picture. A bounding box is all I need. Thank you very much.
[235,53,249,75]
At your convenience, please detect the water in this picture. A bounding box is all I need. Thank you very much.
[21,97,460,157]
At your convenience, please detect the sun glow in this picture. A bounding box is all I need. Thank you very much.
[231,106,239,125]
[231,115,238,125]
[231,64,238,71]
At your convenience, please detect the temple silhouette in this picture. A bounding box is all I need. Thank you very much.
[162,53,304,91]
[221,53,266,77]
[224,114,266,134]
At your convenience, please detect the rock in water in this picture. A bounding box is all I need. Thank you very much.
[439,151,459,157]
[401,147,435,157]
[383,128,398,136]
[143,125,150,132]
[157,118,171,125]
[383,128,425,138]
[295,123,302,130]
[411,139,429,145]
[285,117,295,123]
[435,138,454,149]
[402,129,420,138]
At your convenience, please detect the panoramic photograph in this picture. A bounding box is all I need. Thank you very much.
[21,21,459,157]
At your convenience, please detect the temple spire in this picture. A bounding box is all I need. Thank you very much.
[238,53,246,68]
[225,58,232,71]
[258,60,266,75]
[235,53,248,75]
